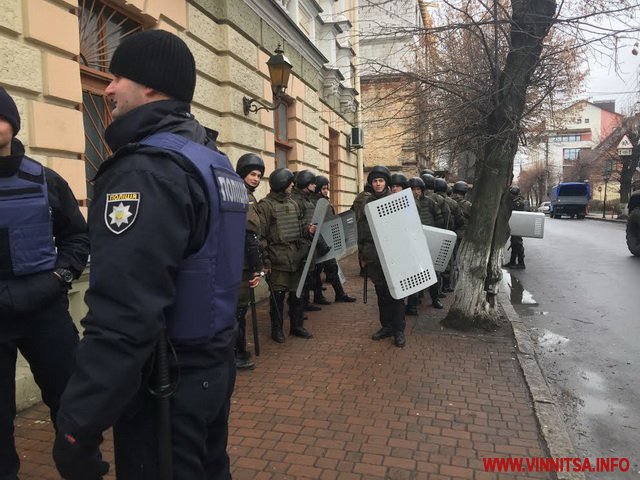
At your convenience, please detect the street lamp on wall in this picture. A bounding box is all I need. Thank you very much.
[243,45,293,116]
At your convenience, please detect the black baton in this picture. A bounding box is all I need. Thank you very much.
[265,273,283,326]
[249,287,260,356]
[154,329,173,480]
[363,265,368,304]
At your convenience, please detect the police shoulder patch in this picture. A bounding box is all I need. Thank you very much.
[104,192,140,234]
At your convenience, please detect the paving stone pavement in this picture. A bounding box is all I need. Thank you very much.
[14,255,552,479]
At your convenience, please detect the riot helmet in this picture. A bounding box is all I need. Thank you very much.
[408,177,425,190]
[420,168,434,176]
[269,168,294,192]
[236,153,265,178]
[295,169,316,189]
[453,181,468,194]
[367,165,391,186]
[315,175,329,190]
[390,173,409,189]
[509,186,520,196]
[434,178,448,193]
[421,173,436,190]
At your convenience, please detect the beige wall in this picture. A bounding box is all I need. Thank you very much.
[360,77,419,177]
[1,0,360,211]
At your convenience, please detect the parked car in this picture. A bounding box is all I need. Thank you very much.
[537,201,551,214]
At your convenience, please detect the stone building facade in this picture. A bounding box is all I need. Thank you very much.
[0,0,362,213]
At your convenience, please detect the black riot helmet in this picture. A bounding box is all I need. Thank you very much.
[367,165,391,186]
[434,178,448,193]
[408,177,425,190]
[315,175,329,189]
[269,168,294,192]
[510,186,520,196]
[236,153,265,178]
[420,168,434,176]
[295,169,316,189]
[421,173,436,190]
[453,181,468,194]
[390,173,409,189]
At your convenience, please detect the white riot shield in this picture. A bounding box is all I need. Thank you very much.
[509,211,545,238]
[295,198,330,298]
[422,226,457,272]
[315,210,358,263]
[364,190,437,299]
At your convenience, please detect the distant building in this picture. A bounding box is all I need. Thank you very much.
[524,100,624,187]
[358,0,433,178]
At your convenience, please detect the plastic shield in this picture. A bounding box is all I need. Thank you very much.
[295,198,330,298]
[364,190,437,299]
[315,210,358,263]
[509,211,545,238]
[422,226,457,272]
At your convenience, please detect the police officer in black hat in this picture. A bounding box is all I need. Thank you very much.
[53,31,246,479]
[357,166,406,347]
[290,170,324,312]
[234,153,265,371]
[258,168,316,343]
[0,87,88,480]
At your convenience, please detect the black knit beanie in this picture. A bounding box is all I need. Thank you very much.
[109,30,196,103]
[0,87,20,137]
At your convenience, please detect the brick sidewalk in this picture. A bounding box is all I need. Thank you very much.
[14,255,551,479]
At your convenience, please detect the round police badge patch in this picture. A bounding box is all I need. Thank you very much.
[104,192,140,234]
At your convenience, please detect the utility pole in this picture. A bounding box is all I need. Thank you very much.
[544,136,549,199]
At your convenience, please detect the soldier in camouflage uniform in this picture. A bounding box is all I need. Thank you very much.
[313,175,357,303]
[389,173,408,193]
[234,153,265,370]
[351,183,373,276]
[290,170,323,312]
[421,174,448,308]
[504,186,526,269]
[258,168,315,343]
[357,166,406,348]
[404,177,442,315]
[452,181,472,239]
[435,178,464,293]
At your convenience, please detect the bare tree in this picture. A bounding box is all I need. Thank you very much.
[355,0,640,329]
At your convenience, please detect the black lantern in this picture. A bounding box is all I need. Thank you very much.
[243,44,293,116]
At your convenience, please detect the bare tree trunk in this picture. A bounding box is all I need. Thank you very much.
[442,0,556,330]
[485,191,513,310]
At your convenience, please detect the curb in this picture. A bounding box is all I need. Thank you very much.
[584,216,626,223]
[498,291,586,480]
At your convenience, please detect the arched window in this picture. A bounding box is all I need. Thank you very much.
[78,0,141,204]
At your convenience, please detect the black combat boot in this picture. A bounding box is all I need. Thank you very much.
[503,251,518,268]
[314,286,331,305]
[394,331,406,348]
[270,291,286,343]
[235,307,255,370]
[288,295,313,338]
[430,284,444,309]
[371,326,393,340]
[405,294,418,316]
[333,280,356,303]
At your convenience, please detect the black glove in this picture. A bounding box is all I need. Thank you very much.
[53,432,109,480]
